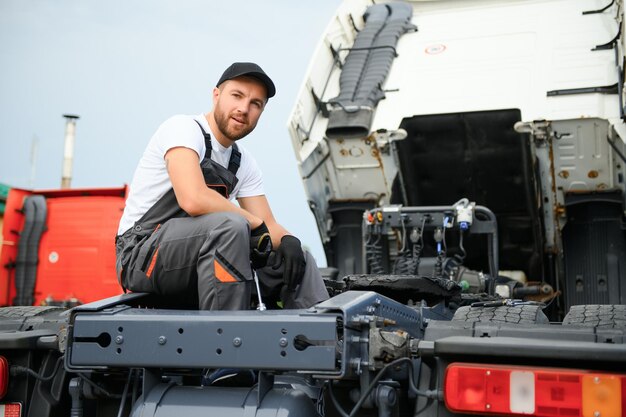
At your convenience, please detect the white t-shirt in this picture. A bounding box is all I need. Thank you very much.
[117,114,264,235]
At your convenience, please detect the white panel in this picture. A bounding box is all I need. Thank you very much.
[510,371,536,414]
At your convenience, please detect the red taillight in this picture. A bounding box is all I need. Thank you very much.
[444,363,625,417]
[0,403,22,416]
[0,357,8,399]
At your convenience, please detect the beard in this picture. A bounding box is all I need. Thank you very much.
[213,105,257,142]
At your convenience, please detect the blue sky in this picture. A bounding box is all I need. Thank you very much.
[0,0,342,265]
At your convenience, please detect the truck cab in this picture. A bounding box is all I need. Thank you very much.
[0,1,624,416]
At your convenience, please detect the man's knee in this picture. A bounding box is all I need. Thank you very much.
[217,211,249,230]
[197,212,249,238]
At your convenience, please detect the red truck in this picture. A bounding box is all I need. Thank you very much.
[0,186,126,307]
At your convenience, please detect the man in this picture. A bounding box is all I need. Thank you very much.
[115,62,328,310]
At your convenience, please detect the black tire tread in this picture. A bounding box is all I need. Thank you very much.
[452,304,549,324]
[562,305,626,329]
[0,306,64,319]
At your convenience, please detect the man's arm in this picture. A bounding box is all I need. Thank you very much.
[238,195,289,247]
[166,146,263,228]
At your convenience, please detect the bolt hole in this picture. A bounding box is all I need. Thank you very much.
[178,328,184,334]
[294,335,313,351]
[217,328,223,335]
[177,348,182,354]
[97,332,111,348]
[118,327,123,333]
[280,351,286,357]
[116,348,122,354]
[216,348,222,355]
[281,328,287,334]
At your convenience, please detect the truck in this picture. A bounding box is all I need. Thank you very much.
[0,186,126,307]
[0,0,624,416]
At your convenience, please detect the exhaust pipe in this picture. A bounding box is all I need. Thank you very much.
[61,114,79,189]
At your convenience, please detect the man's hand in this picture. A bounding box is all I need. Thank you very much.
[238,195,305,285]
[272,235,306,290]
[250,222,272,269]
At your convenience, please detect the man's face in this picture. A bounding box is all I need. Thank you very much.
[213,77,267,141]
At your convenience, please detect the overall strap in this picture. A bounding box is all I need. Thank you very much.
[194,120,212,158]
[228,144,241,176]
[194,119,241,176]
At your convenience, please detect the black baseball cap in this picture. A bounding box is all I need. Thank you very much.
[216,62,276,99]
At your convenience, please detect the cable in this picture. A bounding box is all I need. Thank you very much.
[434,224,446,278]
[607,135,626,164]
[442,217,449,254]
[476,206,499,279]
[366,221,386,274]
[317,382,327,417]
[393,254,418,275]
[399,216,408,253]
[328,381,350,417]
[413,218,426,269]
[458,230,466,261]
[10,355,64,382]
[393,215,420,275]
[329,358,443,417]
[540,292,559,311]
[116,369,134,417]
[392,224,417,275]
[77,373,122,399]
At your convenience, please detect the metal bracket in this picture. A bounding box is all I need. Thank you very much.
[592,25,621,51]
[311,88,330,118]
[315,291,424,379]
[67,307,339,373]
[583,0,615,15]
[514,120,552,144]
[546,83,618,96]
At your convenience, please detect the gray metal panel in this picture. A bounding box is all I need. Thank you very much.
[68,308,338,372]
[316,291,421,330]
[429,335,626,362]
[71,292,150,312]
[551,119,613,194]
[131,384,320,417]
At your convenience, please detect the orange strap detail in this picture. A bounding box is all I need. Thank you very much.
[214,259,238,283]
[146,247,159,278]
[206,183,229,199]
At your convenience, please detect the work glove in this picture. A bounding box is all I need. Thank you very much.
[250,222,272,269]
[272,235,306,290]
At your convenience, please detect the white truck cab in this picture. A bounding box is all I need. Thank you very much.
[288,0,626,316]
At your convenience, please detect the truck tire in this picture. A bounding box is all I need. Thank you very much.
[0,306,67,343]
[562,305,626,329]
[0,306,64,319]
[452,304,549,324]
